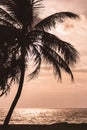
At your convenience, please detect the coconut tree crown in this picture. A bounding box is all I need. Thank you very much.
[0,0,79,96]
[0,0,80,126]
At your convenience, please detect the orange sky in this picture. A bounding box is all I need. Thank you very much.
[0,0,87,109]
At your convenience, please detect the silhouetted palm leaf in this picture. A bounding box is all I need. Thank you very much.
[29,30,79,65]
[41,45,74,80]
[29,44,41,79]
[0,24,19,41]
[0,7,19,27]
[35,12,79,30]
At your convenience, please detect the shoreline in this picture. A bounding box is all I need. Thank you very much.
[0,123,87,130]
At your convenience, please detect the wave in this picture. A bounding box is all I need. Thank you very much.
[0,108,87,124]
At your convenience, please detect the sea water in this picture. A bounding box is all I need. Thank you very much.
[0,108,87,124]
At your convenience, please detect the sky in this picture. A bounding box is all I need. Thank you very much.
[0,0,87,109]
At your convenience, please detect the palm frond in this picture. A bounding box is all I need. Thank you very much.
[40,45,62,80]
[34,12,79,30]
[0,24,20,42]
[41,45,74,81]
[28,44,41,80]
[0,45,22,96]
[29,30,79,65]
[0,7,19,27]
[0,87,9,97]
[0,18,17,28]
[32,0,43,8]
[0,0,14,5]
[0,64,21,97]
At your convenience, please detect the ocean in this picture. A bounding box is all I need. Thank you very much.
[0,108,87,124]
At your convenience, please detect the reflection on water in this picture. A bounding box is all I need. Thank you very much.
[0,108,87,124]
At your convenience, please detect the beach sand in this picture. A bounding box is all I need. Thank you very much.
[0,123,87,130]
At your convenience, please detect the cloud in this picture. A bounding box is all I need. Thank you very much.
[43,0,87,16]
[52,13,87,72]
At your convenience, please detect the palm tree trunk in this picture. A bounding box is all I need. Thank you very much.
[3,63,25,127]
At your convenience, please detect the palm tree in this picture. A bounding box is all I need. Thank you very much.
[0,0,79,127]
